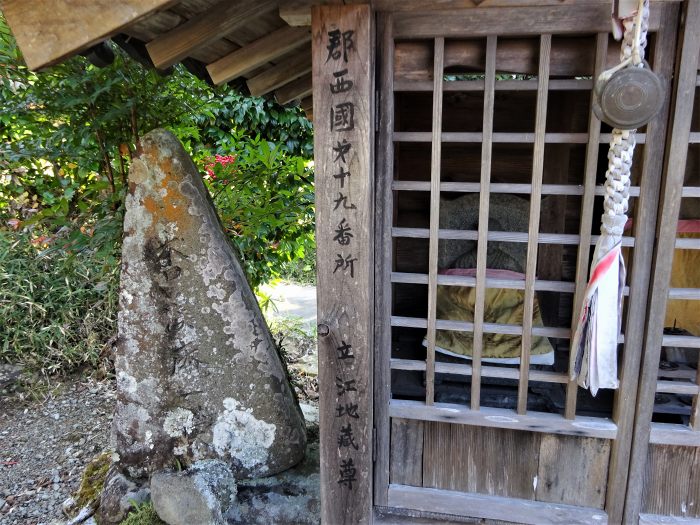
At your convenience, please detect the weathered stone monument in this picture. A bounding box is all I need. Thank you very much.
[100,129,308,523]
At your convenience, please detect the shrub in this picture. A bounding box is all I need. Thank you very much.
[197,136,315,289]
[278,245,316,286]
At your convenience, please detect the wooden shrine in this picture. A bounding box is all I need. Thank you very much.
[4,0,700,523]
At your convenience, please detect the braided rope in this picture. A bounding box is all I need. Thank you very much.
[600,0,649,247]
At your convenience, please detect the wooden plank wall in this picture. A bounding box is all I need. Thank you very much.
[312,5,374,524]
[389,418,424,486]
[390,420,610,510]
[642,445,700,518]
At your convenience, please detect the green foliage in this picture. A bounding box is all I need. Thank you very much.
[268,315,317,341]
[278,245,316,285]
[267,315,318,403]
[193,90,313,158]
[255,278,281,314]
[198,136,315,288]
[0,14,213,250]
[0,14,315,373]
[0,12,314,288]
[120,501,166,525]
[0,231,119,376]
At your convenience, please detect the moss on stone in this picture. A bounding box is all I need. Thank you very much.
[75,451,112,510]
[120,502,166,525]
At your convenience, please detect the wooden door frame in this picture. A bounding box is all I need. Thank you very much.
[624,0,700,522]
[372,3,681,523]
[374,8,394,512]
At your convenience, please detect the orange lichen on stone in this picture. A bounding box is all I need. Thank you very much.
[148,158,190,224]
[142,196,159,215]
[161,184,187,223]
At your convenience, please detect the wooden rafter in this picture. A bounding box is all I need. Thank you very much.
[246,47,312,97]
[275,74,313,105]
[146,0,277,69]
[279,1,318,26]
[300,96,313,110]
[207,26,310,86]
[2,0,176,70]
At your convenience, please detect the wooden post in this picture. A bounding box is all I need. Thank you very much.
[312,5,374,524]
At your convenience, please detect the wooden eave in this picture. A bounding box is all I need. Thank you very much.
[1,0,681,120]
[1,0,364,119]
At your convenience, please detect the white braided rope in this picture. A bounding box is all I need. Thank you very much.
[600,0,649,247]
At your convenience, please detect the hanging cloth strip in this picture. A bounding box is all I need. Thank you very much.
[570,0,649,396]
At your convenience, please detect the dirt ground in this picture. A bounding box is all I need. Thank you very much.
[0,379,116,525]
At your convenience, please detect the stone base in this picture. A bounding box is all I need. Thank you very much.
[146,403,320,525]
[227,441,320,525]
[151,460,237,525]
[149,442,320,525]
[98,468,149,524]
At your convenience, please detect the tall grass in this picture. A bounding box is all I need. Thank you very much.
[0,232,119,377]
[0,226,312,379]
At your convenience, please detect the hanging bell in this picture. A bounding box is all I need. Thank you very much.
[592,62,664,130]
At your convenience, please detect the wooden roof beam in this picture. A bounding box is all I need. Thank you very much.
[247,47,312,97]
[2,0,176,70]
[280,0,644,27]
[280,1,316,27]
[279,0,676,26]
[207,26,310,86]
[275,74,313,105]
[146,0,278,69]
[279,0,355,26]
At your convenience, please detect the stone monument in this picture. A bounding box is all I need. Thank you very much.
[100,129,307,522]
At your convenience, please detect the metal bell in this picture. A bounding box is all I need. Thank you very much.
[593,63,664,130]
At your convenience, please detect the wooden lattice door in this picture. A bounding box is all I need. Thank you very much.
[373,3,680,523]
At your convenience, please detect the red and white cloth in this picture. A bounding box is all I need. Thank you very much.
[571,243,626,395]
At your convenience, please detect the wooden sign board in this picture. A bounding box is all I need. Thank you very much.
[312,4,374,524]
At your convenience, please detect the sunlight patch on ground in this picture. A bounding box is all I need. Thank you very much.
[259,282,317,332]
